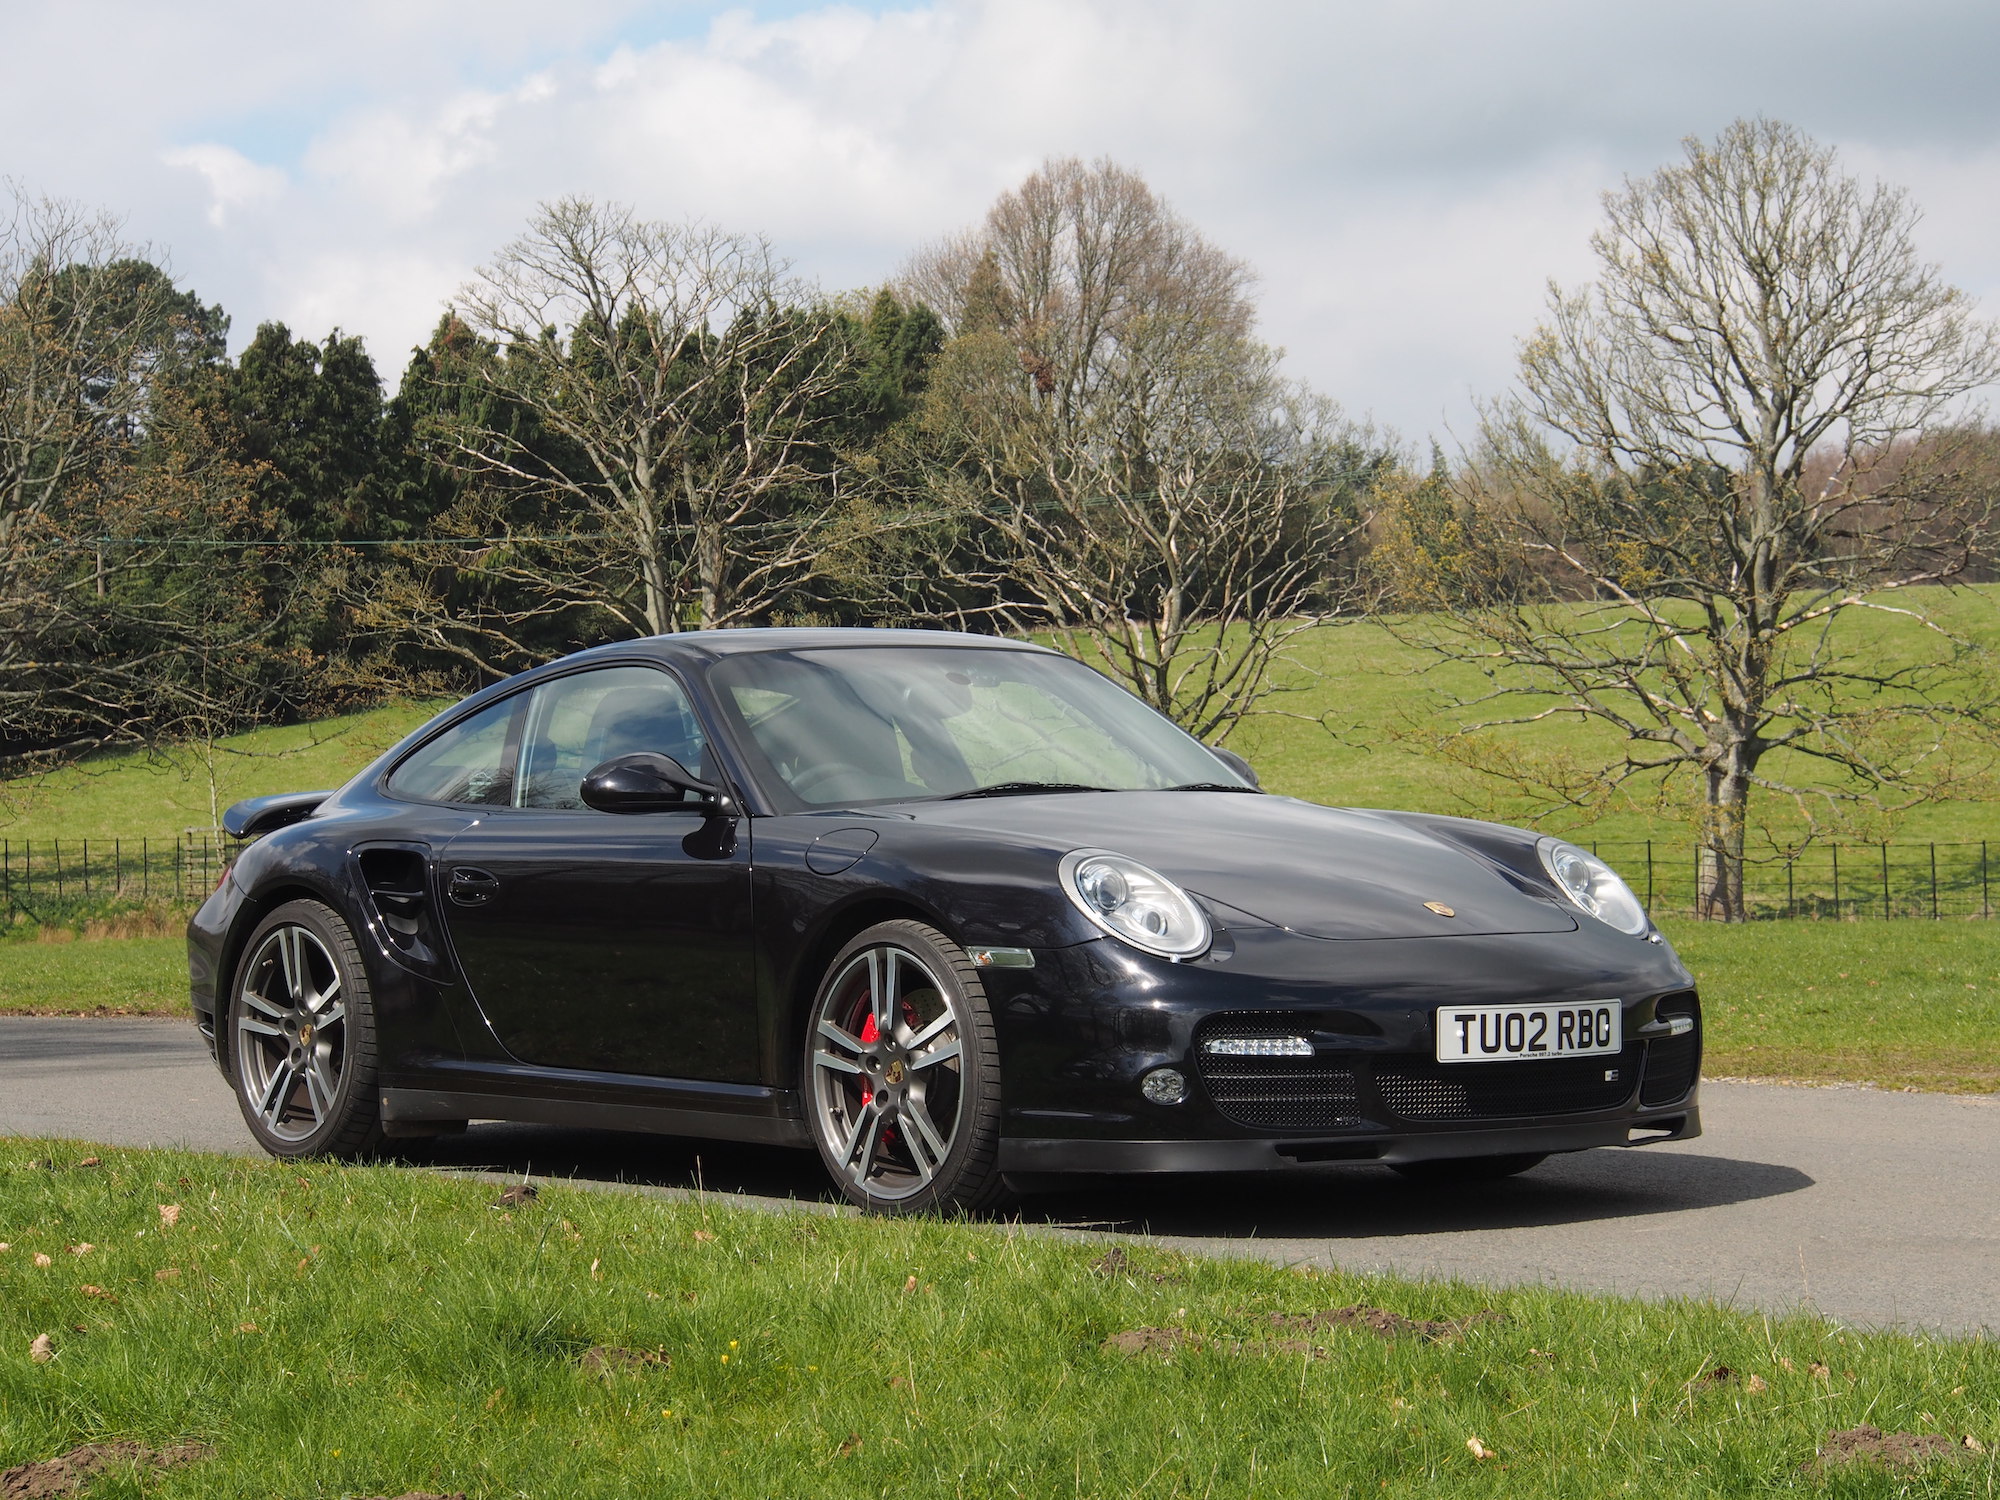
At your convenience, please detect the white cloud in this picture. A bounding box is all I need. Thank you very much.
[7,0,2000,435]
[160,145,286,228]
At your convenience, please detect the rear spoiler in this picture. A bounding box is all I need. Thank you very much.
[222,791,335,840]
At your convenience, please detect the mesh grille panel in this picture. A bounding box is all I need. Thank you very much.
[1194,1016,1361,1131]
[1640,991,1702,1106]
[1376,1045,1641,1121]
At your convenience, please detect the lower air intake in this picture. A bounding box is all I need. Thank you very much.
[1193,1016,1361,1131]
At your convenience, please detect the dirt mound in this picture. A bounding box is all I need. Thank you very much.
[1811,1425,1963,1471]
[1271,1305,1507,1341]
[1,1441,211,1498]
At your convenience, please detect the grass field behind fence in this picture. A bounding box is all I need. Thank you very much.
[2,587,1996,851]
[3,922,1993,1093]
[0,1140,1995,1498]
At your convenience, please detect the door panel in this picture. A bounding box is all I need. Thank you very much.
[432,665,758,1082]
[437,812,756,1080]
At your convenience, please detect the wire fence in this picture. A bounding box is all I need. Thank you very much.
[1589,840,1996,921]
[2,831,231,923]
[0,831,1991,925]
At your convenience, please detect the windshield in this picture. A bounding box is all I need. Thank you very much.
[708,646,1248,809]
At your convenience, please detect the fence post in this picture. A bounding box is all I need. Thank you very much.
[114,838,121,898]
[1832,844,1840,917]
[1881,843,1890,920]
[1645,840,1654,912]
[142,837,149,900]
[1931,842,1939,920]
[1787,853,1795,917]
[1985,841,1991,919]
[54,838,62,903]
[82,838,89,901]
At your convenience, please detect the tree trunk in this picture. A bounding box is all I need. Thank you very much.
[1698,760,1751,921]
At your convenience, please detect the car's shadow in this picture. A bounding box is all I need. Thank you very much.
[408,1123,1813,1241]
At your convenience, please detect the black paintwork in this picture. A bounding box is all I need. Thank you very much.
[187,628,1702,1172]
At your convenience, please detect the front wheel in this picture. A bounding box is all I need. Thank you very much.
[1389,1152,1547,1183]
[229,899,383,1159]
[805,920,1010,1214]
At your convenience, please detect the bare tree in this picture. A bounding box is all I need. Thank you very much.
[891,158,1377,738]
[415,198,858,659]
[1384,120,2000,917]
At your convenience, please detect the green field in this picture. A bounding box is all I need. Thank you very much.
[2,586,1994,850]
[0,1140,1994,1498]
[3,923,1992,1094]
[0,700,444,843]
[1228,583,2000,850]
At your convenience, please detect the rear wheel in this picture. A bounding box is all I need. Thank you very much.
[1390,1152,1547,1183]
[805,920,1010,1214]
[229,899,383,1159]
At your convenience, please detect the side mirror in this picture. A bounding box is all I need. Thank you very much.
[580,752,737,816]
[1209,745,1259,789]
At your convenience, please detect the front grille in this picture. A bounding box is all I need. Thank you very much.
[1194,1016,1361,1131]
[1375,1045,1641,1121]
[1640,991,1702,1106]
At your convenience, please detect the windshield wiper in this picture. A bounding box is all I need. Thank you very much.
[944,781,1113,800]
[1161,781,1263,793]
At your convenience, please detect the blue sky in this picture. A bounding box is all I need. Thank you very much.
[5,0,1997,441]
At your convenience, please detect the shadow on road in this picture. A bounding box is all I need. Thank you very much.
[407,1122,1813,1241]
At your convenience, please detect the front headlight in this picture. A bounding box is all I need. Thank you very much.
[1536,838,1649,936]
[1059,849,1212,960]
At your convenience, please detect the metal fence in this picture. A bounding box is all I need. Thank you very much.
[2,831,231,919]
[0,831,1992,923]
[1588,840,1995,921]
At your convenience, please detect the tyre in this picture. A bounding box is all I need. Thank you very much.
[228,899,383,1159]
[805,920,1010,1214]
[1389,1152,1547,1183]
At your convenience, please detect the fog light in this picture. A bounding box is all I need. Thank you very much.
[1141,1068,1187,1105]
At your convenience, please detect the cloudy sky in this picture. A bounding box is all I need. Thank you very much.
[5,0,1998,440]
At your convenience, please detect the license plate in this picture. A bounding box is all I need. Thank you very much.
[1435,1002,1621,1063]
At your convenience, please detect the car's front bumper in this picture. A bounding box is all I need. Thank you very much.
[998,1105,1698,1172]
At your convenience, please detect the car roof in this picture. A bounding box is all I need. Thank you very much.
[555,627,1060,670]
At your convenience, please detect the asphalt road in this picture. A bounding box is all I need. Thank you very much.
[3,1016,1994,1336]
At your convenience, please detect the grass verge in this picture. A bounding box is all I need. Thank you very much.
[1,1141,1996,1497]
[1665,919,2000,1093]
[0,936,188,1018]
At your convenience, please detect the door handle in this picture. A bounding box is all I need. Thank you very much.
[447,867,501,907]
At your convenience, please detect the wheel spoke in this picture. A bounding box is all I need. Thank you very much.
[844,1112,882,1180]
[909,1037,960,1071]
[277,928,306,1004]
[314,1001,345,1031]
[307,978,341,1017]
[908,1010,953,1050]
[817,1017,865,1055]
[301,1057,333,1123]
[243,988,289,1022]
[813,1048,863,1076]
[237,1015,283,1040]
[256,1059,296,1121]
[873,949,900,1035]
[901,1096,949,1173]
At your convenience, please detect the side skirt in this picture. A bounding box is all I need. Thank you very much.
[380,1087,810,1148]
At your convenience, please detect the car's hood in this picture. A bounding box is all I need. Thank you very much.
[894,792,1576,940]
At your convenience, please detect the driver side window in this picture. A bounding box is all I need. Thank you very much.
[514,666,707,811]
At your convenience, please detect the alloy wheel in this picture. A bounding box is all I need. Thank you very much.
[235,923,348,1144]
[809,944,967,1203]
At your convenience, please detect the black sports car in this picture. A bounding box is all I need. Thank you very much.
[188,629,1701,1213]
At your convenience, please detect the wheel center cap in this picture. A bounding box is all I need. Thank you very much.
[299,1023,314,1047]
[885,1060,905,1086]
